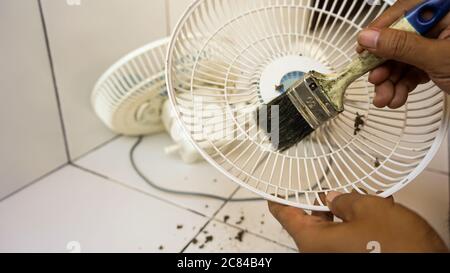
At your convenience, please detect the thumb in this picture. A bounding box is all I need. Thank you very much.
[358,28,441,71]
[326,192,366,222]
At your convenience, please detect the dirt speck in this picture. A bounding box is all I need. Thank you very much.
[354,113,365,135]
[235,216,245,225]
[203,230,208,234]
[199,244,205,249]
[177,225,183,230]
[260,221,265,225]
[213,178,218,183]
[192,238,198,245]
[205,235,214,244]
[374,158,381,168]
[223,215,230,223]
[235,230,245,242]
[205,204,209,209]
[158,245,164,250]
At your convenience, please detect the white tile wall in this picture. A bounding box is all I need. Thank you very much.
[0,0,67,199]
[40,0,168,160]
[168,0,194,31]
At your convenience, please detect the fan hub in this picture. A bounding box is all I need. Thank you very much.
[258,55,331,103]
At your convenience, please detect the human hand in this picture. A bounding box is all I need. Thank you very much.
[268,192,448,253]
[357,0,450,109]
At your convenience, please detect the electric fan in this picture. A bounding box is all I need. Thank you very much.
[92,38,207,163]
[92,38,169,136]
[166,0,450,211]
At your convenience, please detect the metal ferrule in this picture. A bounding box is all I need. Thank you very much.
[287,77,339,129]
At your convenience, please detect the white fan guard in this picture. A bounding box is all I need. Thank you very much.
[92,38,169,136]
[167,0,450,211]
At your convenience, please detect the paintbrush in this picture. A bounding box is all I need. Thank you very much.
[259,0,450,151]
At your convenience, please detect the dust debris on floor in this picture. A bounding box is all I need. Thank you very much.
[176,224,183,230]
[223,215,230,223]
[235,230,246,242]
[158,245,164,250]
[354,112,365,135]
[205,235,214,244]
[196,234,215,250]
[235,216,245,225]
[213,178,218,183]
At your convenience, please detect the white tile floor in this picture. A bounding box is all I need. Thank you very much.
[0,133,448,252]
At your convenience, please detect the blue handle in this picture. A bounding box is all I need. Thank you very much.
[406,0,450,35]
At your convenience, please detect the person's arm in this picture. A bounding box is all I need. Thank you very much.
[356,0,450,109]
[268,192,448,253]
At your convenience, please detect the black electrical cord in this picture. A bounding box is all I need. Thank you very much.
[130,136,330,203]
[130,136,263,202]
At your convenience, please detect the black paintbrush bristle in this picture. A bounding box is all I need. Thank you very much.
[257,92,314,152]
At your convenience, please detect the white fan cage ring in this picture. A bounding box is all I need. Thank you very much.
[92,38,170,136]
[167,0,450,211]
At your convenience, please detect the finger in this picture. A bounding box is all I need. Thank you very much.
[359,28,448,71]
[376,191,395,203]
[389,68,429,109]
[439,26,450,40]
[268,201,327,243]
[373,62,405,107]
[365,1,450,38]
[368,60,404,85]
[428,13,450,38]
[352,188,368,195]
[369,63,393,85]
[368,0,422,29]
[356,45,364,54]
[373,79,396,108]
[312,193,334,222]
[326,192,367,222]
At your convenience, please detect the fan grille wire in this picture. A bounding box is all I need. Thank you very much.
[166,0,449,211]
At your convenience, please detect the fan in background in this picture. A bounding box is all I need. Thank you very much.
[92,38,204,163]
[166,0,449,211]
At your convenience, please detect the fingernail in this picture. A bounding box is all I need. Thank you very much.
[326,191,343,204]
[359,29,380,49]
[439,29,450,40]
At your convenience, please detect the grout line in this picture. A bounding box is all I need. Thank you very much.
[0,163,68,203]
[71,135,120,162]
[179,187,240,253]
[216,217,298,251]
[208,188,298,251]
[70,163,209,218]
[37,0,71,162]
